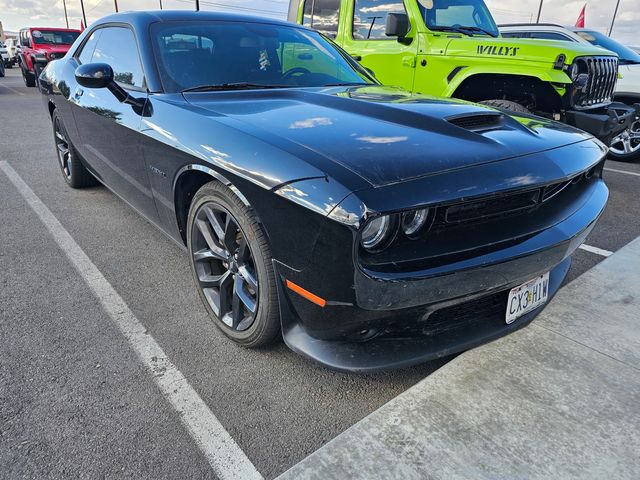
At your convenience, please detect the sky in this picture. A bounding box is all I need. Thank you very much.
[0,0,637,46]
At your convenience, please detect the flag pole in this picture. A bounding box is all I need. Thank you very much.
[535,0,544,23]
[609,0,621,36]
[62,0,69,28]
[79,0,87,27]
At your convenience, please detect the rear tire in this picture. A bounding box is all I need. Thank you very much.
[480,99,532,115]
[187,181,281,347]
[52,110,98,188]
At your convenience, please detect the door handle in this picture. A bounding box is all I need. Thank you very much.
[402,56,416,68]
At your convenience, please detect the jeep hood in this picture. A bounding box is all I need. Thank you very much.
[184,85,596,188]
[445,35,615,63]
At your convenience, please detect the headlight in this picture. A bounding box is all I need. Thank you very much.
[569,62,579,81]
[401,208,430,237]
[360,215,395,252]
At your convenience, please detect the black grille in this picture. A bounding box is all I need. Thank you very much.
[445,189,540,224]
[573,56,618,108]
[448,113,504,132]
[436,174,588,227]
[423,290,509,335]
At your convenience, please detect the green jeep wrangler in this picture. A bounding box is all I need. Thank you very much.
[288,0,638,146]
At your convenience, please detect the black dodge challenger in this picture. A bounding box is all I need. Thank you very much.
[39,11,608,372]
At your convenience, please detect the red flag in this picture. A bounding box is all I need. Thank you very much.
[575,4,586,28]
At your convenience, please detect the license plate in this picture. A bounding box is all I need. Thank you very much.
[505,273,550,324]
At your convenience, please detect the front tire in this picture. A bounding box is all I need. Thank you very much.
[187,181,280,347]
[480,99,532,115]
[52,110,98,188]
[608,119,640,162]
[21,63,35,87]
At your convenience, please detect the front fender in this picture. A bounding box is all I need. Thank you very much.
[442,64,569,98]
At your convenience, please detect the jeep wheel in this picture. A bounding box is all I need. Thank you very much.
[480,99,532,115]
[609,120,640,162]
[21,63,35,87]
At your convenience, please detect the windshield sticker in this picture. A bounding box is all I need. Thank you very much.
[259,49,271,71]
[32,30,43,38]
[477,45,520,57]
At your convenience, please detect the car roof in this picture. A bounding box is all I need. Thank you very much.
[93,10,294,29]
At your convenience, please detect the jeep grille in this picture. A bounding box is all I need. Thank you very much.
[572,56,618,108]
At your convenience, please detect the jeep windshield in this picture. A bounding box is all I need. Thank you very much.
[417,0,499,37]
[151,21,375,93]
[32,30,80,45]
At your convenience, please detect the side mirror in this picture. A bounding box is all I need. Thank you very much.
[385,13,411,43]
[75,62,114,89]
[74,62,147,113]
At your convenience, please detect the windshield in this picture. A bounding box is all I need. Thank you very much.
[151,21,374,93]
[32,30,80,45]
[576,30,640,65]
[417,0,498,36]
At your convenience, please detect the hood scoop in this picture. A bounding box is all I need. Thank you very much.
[447,113,505,132]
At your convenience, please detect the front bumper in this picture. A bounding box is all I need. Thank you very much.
[276,179,608,373]
[565,102,639,145]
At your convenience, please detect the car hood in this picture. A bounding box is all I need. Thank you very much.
[446,35,613,63]
[184,85,595,188]
[35,45,72,54]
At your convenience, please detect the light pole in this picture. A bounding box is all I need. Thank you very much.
[609,0,621,36]
[114,0,118,12]
[79,0,87,27]
[62,0,69,28]
[536,0,544,23]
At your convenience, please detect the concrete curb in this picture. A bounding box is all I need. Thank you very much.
[279,238,640,480]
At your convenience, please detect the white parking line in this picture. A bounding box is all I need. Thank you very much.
[604,167,640,178]
[579,244,613,257]
[0,161,262,480]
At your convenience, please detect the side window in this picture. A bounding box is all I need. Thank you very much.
[501,32,528,39]
[353,0,407,40]
[530,32,572,42]
[302,0,341,39]
[91,27,145,89]
[77,29,102,65]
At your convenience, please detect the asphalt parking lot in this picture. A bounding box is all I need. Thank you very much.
[1,66,640,478]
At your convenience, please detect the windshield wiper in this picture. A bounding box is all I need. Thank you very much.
[430,25,497,38]
[458,25,498,38]
[182,83,289,93]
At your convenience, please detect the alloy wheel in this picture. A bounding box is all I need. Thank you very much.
[610,120,640,156]
[191,203,259,332]
[54,117,72,179]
